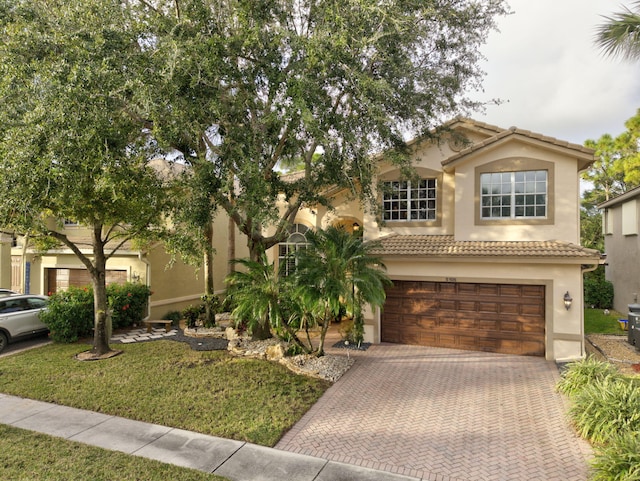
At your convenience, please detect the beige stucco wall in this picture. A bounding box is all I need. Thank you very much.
[452,141,581,243]
[603,201,640,313]
[362,258,586,362]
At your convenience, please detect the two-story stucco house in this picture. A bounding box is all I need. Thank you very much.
[1,118,600,360]
[271,118,601,361]
[599,185,640,314]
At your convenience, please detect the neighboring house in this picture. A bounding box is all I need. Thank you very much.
[598,185,640,314]
[2,216,248,319]
[0,159,249,319]
[269,118,601,361]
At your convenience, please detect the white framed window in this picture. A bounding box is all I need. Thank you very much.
[382,179,436,221]
[278,224,309,276]
[480,170,547,219]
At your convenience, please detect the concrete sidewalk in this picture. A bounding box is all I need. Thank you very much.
[0,393,417,481]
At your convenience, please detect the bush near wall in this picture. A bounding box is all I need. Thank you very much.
[108,283,152,329]
[40,283,152,343]
[584,267,614,309]
[39,286,94,343]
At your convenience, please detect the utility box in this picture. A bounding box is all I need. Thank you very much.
[628,304,640,349]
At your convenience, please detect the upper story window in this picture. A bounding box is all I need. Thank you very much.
[278,224,309,276]
[382,179,437,221]
[63,219,79,227]
[480,170,547,219]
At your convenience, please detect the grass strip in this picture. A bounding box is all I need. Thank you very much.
[584,308,626,335]
[0,424,227,481]
[0,341,330,446]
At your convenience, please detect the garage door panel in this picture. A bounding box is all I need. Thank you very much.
[499,285,522,297]
[478,302,499,313]
[522,304,544,316]
[499,303,520,315]
[439,299,456,310]
[522,285,544,297]
[477,319,499,330]
[382,281,545,356]
[458,301,476,311]
[500,320,520,332]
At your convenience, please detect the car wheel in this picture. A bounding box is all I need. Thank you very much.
[0,332,7,353]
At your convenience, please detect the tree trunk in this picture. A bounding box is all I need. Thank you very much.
[250,319,272,341]
[203,221,215,326]
[227,214,235,275]
[91,227,111,355]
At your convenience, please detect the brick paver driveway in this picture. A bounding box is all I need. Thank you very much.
[276,343,592,481]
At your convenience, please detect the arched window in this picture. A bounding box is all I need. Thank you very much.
[278,224,309,276]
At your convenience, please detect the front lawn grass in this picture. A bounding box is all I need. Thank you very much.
[584,308,627,335]
[0,424,226,481]
[0,341,330,447]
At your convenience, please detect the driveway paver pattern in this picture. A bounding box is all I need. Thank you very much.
[276,343,592,481]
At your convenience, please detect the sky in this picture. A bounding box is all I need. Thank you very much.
[472,0,640,146]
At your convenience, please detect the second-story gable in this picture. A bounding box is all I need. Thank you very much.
[374,119,594,244]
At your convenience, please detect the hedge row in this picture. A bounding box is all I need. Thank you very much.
[40,283,152,343]
[557,358,640,480]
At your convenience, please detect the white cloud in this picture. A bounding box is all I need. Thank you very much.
[472,0,640,144]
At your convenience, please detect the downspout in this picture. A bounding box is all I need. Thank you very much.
[580,256,605,357]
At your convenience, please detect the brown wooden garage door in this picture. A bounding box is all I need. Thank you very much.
[47,268,127,294]
[382,281,545,356]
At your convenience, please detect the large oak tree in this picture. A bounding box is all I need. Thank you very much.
[0,1,171,356]
[138,0,508,262]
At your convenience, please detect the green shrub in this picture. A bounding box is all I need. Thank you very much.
[108,283,152,329]
[40,283,152,342]
[570,375,640,444]
[162,310,182,323]
[557,357,620,398]
[182,304,204,328]
[39,286,94,343]
[591,432,640,481]
[584,267,614,309]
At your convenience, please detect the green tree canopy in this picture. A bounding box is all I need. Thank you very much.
[0,0,171,356]
[582,108,640,206]
[137,0,508,259]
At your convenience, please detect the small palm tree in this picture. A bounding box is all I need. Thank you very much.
[225,253,279,340]
[295,226,391,356]
[225,253,314,352]
[596,2,640,60]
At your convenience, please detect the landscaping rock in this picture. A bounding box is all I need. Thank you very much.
[265,344,286,361]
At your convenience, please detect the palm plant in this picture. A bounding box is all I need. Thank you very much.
[225,253,280,340]
[596,2,640,61]
[225,253,313,352]
[295,226,391,356]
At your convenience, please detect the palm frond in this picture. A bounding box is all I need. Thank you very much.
[596,2,640,60]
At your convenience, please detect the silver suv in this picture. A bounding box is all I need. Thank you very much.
[0,294,49,353]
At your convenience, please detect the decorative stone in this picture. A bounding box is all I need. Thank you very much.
[265,344,286,361]
[225,327,239,340]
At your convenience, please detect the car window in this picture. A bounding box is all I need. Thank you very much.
[26,298,47,309]
[0,299,25,313]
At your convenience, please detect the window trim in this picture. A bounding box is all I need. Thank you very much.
[474,158,555,226]
[378,167,443,227]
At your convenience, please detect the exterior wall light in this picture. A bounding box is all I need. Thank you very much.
[563,291,573,310]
